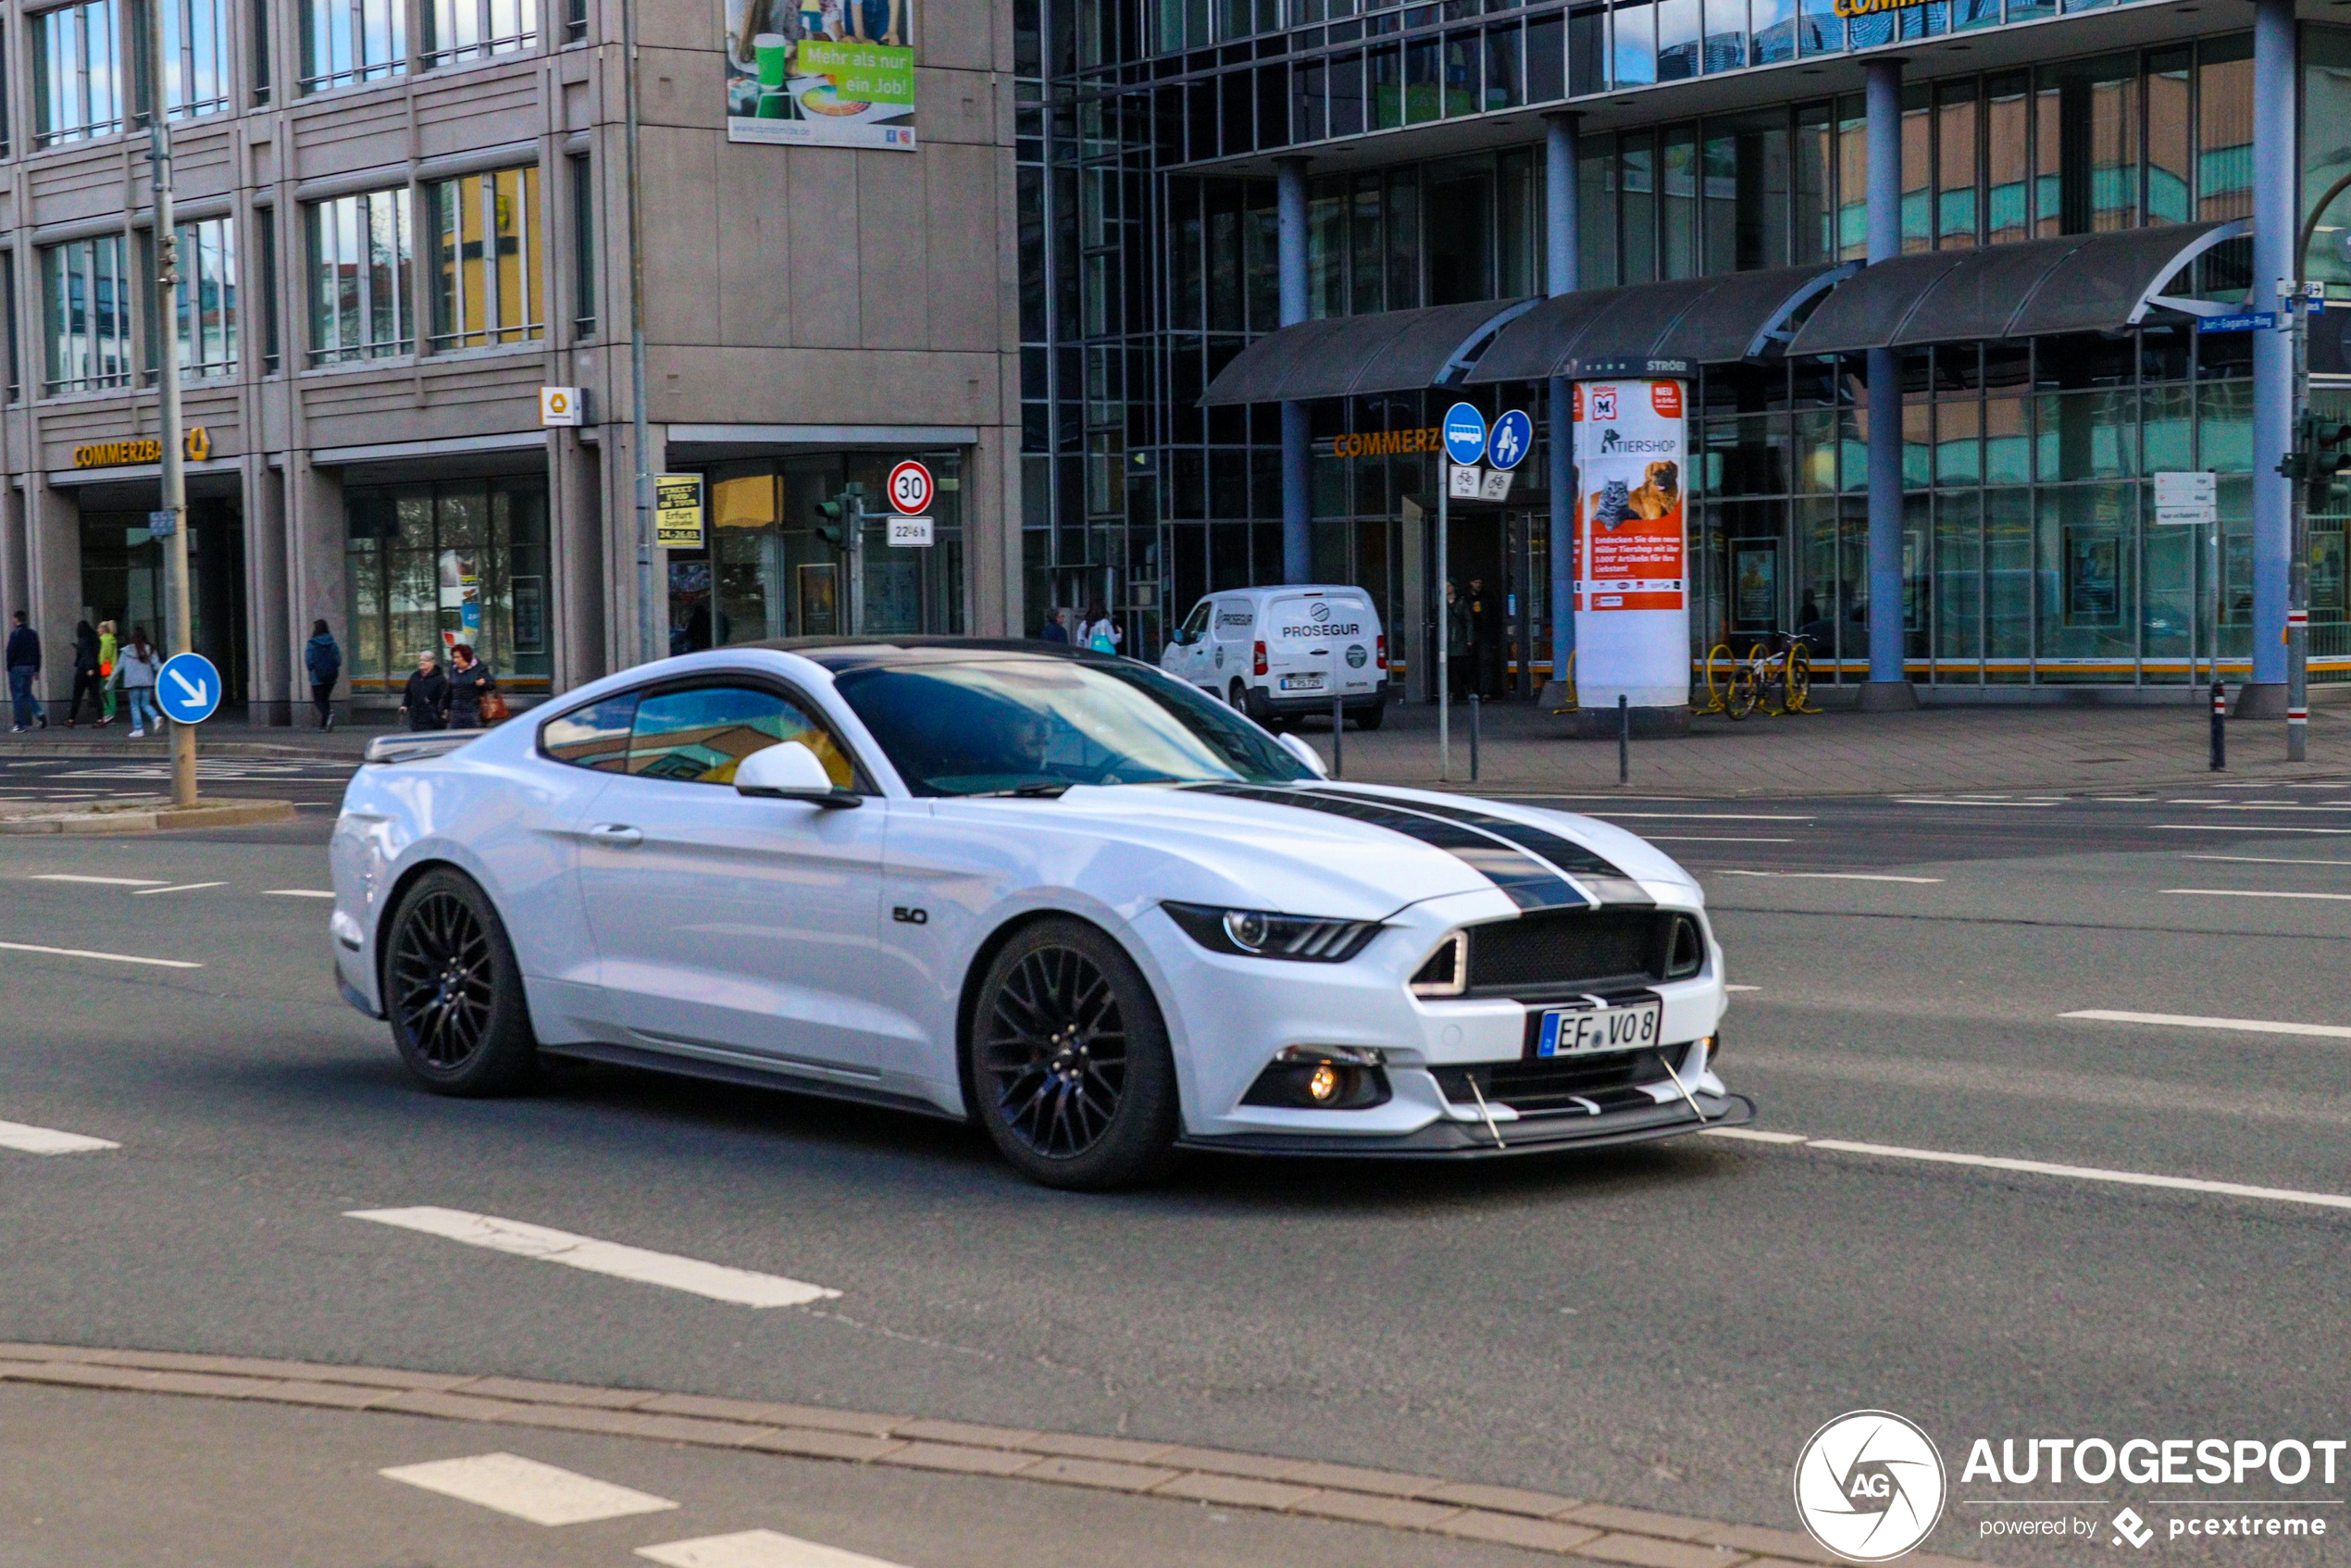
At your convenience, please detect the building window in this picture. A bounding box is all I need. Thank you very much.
[568,155,595,338]
[35,0,125,147]
[168,216,238,378]
[256,207,280,371]
[306,189,413,364]
[252,0,271,102]
[343,475,554,696]
[3,254,19,404]
[143,0,232,119]
[423,0,538,68]
[300,0,405,93]
[41,235,135,393]
[429,167,542,350]
[565,0,584,42]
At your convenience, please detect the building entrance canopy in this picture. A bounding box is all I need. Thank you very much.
[1788,220,2251,355]
[1200,297,1536,405]
[1469,264,1855,383]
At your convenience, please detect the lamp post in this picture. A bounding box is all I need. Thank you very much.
[144,0,194,808]
[622,0,654,665]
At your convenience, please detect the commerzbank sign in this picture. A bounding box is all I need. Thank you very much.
[71,426,212,468]
[1831,0,1930,17]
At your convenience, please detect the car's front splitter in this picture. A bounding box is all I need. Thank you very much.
[1176,1091,1755,1159]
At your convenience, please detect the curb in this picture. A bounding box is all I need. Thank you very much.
[0,797,298,835]
[0,1342,1993,1568]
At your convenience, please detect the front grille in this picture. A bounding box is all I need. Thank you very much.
[1466,909,1674,997]
[1437,1042,1692,1115]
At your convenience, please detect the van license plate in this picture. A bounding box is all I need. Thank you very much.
[1279,675,1325,691]
[1535,999,1663,1057]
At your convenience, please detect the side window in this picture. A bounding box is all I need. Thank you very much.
[540,692,638,772]
[1180,600,1212,638]
[626,684,857,788]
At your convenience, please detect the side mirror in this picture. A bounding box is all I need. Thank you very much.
[1276,731,1329,778]
[734,740,862,808]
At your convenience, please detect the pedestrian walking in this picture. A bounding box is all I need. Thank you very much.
[1466,575,1504,700]
[1039,607,1069,644]
[1075,601,1122,654]
[400,651,450,731]
[95,621,118,727]
[64,620,103,727]
[6,611,44,733]
[114,628,161,738]
[1443,581,1470,701]
[305,618,342,730]
[444,643,500,729]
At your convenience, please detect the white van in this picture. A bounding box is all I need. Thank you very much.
[1161,584,1388,729]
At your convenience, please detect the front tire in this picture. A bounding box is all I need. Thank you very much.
[968,918,1179,1190]
[382,867,539,1096]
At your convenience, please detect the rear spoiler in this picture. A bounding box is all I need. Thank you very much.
[362,730,485,765]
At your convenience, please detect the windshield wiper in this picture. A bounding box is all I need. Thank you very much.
[969,780,1074,798]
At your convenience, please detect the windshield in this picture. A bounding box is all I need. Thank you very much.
[832,655,1313,797]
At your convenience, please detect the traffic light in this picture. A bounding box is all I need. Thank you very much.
[811,495,852,549]
[2283,412,2351,513]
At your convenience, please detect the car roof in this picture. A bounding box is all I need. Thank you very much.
[739,637,1122,673]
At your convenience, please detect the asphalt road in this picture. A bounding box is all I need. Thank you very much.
[4,787,2350,1565]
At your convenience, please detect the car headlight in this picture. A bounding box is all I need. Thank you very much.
[1163,902,1381,962]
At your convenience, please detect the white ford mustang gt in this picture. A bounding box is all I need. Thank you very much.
[330,640,1748,1188]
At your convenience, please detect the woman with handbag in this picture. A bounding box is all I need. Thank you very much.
[445,643,506,729]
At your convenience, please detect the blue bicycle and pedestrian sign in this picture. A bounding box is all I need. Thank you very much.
[1442,403,1488,465]
[155,652,222,726]
[1486,409,1532,471]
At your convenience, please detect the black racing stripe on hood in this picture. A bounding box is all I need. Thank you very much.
[1192,785,1590,911]
[1309,790,1648,883]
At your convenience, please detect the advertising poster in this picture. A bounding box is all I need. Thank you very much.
[1573,379,1690,709]
[725,0,917,149]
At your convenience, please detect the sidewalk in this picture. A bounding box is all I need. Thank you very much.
[1305,693,2349,797]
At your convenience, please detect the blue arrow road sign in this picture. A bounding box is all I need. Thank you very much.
[155,652,222,725]
[1486,409,1533,471]
[1442,403,1487,466]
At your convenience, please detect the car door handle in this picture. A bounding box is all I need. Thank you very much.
[587,823,643,848]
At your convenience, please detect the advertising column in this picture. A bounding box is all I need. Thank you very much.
[1573,380,1689,711]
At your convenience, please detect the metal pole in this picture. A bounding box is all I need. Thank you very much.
[2248,0,2295,709]
[1437,474,1450,780]
[1544,112,1579,711]
[2211,678,2228,770]
[623,0,654,666]
[146,2,193,809]
[1617,692,1629,785]
[1469,691,1479,782]
[1331,687,1342,778]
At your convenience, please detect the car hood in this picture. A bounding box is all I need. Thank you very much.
[932,780,1696,920]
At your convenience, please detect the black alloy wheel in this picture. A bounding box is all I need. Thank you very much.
[970,918,1177,1188]
[384,867,539,1095]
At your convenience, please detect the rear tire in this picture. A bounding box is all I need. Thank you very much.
[967,917,1179,1190]
[382,867,539,1096]
[1352,702,1387,731]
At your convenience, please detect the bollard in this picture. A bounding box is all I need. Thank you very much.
[1469,692,1481,783]
[1618,694,1630,785]
[2210,679,2227,771]
[1331,689,1344,779]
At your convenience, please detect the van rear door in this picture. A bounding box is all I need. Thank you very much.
[1266,594,1377,696]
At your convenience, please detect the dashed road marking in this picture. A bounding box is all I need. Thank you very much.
[0,940,200,969]
[2180,854,2351,866]
[1585,812,1814,821]
[28,874,169,886]
[2061,1008,2351,1041]
[1714,870,1943,884]
[1645,835,1797,843]
[2155,825,2351,834]
[1701,1127,2351,1212]
[379,1452,678,1525]
[1893,797,2062,807]
[131,881,227,897]
[639,1529,912,1568]
[0,1118,118,1154]
[346,1206,842,1307]
[2161,888,2351,902]
[1724,983,1762,992]
[264,889,336,899]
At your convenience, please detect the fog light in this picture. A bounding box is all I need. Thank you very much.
[1240,1048,1393,1111]
[1306,1062,1340,1102]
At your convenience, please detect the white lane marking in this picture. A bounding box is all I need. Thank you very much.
[346,1207,841,1307]
[2061,1008,2351,1041]
[1894,798,2062,807]
[264,889,336,899]
[0,1118,118,1154]
[639,1528,912,1568]
[28,874,170,886]
[1725,984,1762,992]
[1700,1127,2351,1212]
[0,940,201,969]
[379,1453,678,1525]
[2181,854,2351,866]
[1714,870,1944,884]
[2161,888,2351,902]
[2155,825,2351,834]
[1644,835,1797,843]
[131,881,227,897]
[1584,812,1814,821]
[2199,803,2351,813]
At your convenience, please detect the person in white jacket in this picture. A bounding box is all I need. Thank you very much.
[112,629,163,738]
[1074,601,1122,654]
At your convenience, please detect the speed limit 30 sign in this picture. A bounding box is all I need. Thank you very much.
[887,460,934,516]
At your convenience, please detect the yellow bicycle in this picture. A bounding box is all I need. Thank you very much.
[1705,635,1818,719]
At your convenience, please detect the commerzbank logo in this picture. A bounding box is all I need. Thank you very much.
[1794,1411,1948,1562]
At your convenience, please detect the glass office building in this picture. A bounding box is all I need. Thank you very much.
[1018,0,2351,694]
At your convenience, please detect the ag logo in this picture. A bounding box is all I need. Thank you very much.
[1213,645,1225,669]
[1346,643,1367,668]
[1311,601,1332,622]
[1793,1411,1946,1562]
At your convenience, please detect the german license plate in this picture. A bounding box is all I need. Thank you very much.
[1279,675,1325,691]
[1535,998,1663,1057]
